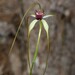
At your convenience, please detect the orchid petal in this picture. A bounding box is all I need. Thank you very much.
[41,19,49,37]
[30,15,36,17]
[29,19,38,34]
[43,15,53,19]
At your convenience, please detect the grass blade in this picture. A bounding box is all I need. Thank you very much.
[9,2,41,55]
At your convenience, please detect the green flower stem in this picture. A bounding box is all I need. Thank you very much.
[9,2,41,54]
[30,21,42,75]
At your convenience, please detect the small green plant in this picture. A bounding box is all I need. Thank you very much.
[28,10,53,75]
[9,2,53,75]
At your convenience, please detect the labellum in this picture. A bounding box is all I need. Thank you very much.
[35,10,44,20]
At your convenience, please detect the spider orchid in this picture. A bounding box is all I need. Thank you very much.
[29,10,53,37]
[28,10,53,75]
[8,2,53,75]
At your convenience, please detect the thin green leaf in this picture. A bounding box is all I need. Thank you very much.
[31,15,36,17]
[9,2,41,55]
[43,15,53,18]
[29,19,38,34]
[41,19,49,37]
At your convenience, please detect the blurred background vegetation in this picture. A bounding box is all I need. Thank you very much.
[0,0,75,75]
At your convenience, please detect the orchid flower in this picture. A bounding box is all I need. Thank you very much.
[9,2,53,75]
[29,10,53,75]
[29,10,53,36]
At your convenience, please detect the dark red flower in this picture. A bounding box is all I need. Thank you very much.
[35,10,44,20]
